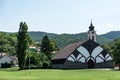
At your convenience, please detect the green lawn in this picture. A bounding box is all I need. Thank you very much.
[0,68,120,80]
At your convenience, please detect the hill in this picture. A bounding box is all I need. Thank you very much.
[28,31,111,48]
[6,31,112,48]
[101,31,120,40]
[28,31,57,41]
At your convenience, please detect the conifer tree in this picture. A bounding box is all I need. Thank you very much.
[41,35,51,54]
[41,35,55,59]
[17,22,29,70]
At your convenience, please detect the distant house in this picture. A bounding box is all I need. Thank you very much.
[51,22,113,69]
[0,53,18,67]
[29,46,37,52]
[10,55,18,66]
[0,53,13,68]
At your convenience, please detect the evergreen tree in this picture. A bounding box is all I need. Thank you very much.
[17,22,29,70]
[41,35,55,59]
[41,35,51,53]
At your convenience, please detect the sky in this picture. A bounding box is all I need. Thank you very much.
[0,0,120,34]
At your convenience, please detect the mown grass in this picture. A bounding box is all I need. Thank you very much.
[0,68,120,80]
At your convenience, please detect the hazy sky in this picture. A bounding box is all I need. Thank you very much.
[1,0,120,34]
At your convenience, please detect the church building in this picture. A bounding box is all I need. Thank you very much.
[51,22,113,69]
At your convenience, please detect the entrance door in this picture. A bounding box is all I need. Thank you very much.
[88,59,94,68]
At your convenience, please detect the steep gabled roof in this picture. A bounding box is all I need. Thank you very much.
[52,40,87,60]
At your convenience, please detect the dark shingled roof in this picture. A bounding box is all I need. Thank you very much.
[52,40,87,60]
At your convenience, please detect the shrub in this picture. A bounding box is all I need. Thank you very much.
[42,61,49,68]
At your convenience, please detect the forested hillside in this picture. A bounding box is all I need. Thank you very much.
[101,31,120,40]
[0,32,17,55]
[27,31,111,48]
[1,31,113,55]
[28,31,57,41]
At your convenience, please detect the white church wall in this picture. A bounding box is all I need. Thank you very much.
[96,57,103,63]
[106,56,112,61]
[67,54,85,63]
[77,54,82,60]
[105,54,110,59]
[91,46,103,58]
[77,46,90,58]
[67,56,74,62]
[67,44,112,64]
[71,54,76,61]
[99,54,104,59]
[79,57,85,63]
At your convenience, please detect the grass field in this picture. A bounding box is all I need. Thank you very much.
[0,68,120,80]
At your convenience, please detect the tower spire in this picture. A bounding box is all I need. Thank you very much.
[88,21,96,41]
[90,19,93,26]
[89,20,94,31]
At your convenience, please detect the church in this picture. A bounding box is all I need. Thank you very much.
[51,22,113,69]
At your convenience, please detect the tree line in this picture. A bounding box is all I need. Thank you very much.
[1,22,120,70]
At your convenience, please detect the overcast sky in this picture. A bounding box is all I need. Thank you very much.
[0,0,120,34]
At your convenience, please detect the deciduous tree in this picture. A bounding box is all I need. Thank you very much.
[113,39,120,69]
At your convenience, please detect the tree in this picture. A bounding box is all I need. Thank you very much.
[50,39,58,51]
[41,35,57,59]
[113,39,120,69]
[0,32,17,55]
[17,22,29,70]
[41,35,51,57]
[26,52,49,68]
[101,44,112,54]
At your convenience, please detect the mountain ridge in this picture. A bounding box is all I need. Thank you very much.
[6,31,120,48]
[100,31,120,40]
[27,31,112,48]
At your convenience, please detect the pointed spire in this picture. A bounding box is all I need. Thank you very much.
[90,20,93,26]
[89,20,94,31]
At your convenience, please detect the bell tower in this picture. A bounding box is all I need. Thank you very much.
[88,21,96,41]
